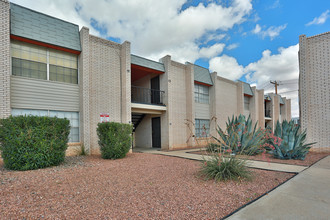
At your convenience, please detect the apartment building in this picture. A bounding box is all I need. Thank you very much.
[299,32,330,152]
[0,1,291,154]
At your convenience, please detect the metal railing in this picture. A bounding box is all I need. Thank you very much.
[265,109,271,118]
[131,86,165,105]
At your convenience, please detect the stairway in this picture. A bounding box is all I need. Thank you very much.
[132,113,145,132]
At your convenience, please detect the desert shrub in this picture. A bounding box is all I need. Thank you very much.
[0,115,70,170]
[214,114,265,155]
[97,122,133,159]
[206,143,221,152]
[271,120,315,160]
[200,154,251,181]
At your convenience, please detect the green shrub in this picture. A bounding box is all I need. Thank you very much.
[272,120,315,160]
[97,122,133,159]
[214,114,265,155]
[0,115,70,170]
[200,154,251,181]
[206,143,221,153]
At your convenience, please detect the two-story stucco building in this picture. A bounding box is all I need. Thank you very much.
[0,1,291,155]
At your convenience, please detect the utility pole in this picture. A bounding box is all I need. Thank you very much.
[270,80,280,94]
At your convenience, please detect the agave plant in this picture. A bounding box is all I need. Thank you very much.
[213,114,265,155]
[272,120,315,160]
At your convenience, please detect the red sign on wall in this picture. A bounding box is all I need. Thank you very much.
[100,113,110,123]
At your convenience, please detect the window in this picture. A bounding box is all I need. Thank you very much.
[194,84,209,104]
[280,105,284,115]
[11,109,79,143]
[49,49,78,84]
[244,96,250,111]
[11,41,47,80]
[11,40,78,84]
[195,119,210,137]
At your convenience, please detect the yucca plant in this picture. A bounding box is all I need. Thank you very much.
[200,154,251,181]
[213,114,265,155]
[272,120,315,160]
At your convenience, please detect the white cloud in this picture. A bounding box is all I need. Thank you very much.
[244,44,299,117]
[11,0,253,63]
[199,43,226,59]
[206,33,226,42]
[209,44,299,116]
[245,44,299,85]
[209,55,245,80]
[252,24,287,40]
[226,43,239,50]
[267,0,280,10]
[252,24,261,34]
[306,10,330,26]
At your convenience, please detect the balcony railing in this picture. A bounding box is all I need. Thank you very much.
[131,86,165,105]
[265,109,271,118]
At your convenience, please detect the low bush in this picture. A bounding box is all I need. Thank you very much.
[0,115,70,170]
[271,120,315,160]
[200,154,251,181]
[97,122,133,159]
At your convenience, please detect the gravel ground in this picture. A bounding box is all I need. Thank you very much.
[0,153,293,219]
[191,151,330,166]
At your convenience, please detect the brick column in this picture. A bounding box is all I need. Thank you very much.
[159,55,171,150]
[185,62,196,146]
[285,99,291,121]
[236,81,244,116]
[209,72,218,137]
[257,89,265,129]
[0,0,10,119]
[120,41,131,124]
[78,27,91,154]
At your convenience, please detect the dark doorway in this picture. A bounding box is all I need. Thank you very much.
[152,117,161,148]
[151,76,160,104]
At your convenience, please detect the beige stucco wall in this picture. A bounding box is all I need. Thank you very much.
[167,59,189,149]
[213,75,239,131]
[299,33,330,151]
[134,114,152,148]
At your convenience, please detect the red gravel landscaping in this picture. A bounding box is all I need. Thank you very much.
[190,151,330,166]
[0,153,293,219]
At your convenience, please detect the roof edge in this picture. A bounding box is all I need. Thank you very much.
[10,3,80,28]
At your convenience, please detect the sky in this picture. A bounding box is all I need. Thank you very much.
[11,0,330,117]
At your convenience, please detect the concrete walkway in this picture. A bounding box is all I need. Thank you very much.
[134,148,307,173]
[227,156,330,220]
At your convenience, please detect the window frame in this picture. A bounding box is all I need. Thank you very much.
[11,40,78,85]
[194,84,209,104]
[195,119,210,138]
[244,96,250,111]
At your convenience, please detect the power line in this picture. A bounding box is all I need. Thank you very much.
[280,90,298,94]
[280,82,298,85]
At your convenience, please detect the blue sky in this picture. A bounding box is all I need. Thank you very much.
[11,0,330,117]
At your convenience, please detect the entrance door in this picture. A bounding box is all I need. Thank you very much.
[152,117,161,148]
[151,76,160,104]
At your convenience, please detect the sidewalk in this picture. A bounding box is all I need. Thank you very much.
[134,148,307,173]
[227,155,330,220]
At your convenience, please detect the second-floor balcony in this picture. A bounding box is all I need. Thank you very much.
[265,109,271,118]
[131,86,165,106]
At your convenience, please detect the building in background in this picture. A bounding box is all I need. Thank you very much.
[0,1,291,154]
[299,32,330,152]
